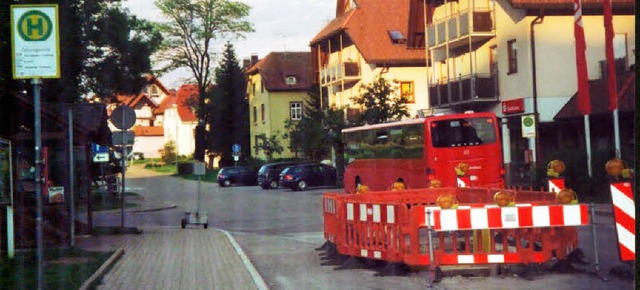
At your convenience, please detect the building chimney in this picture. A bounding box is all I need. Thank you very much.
[251,54,259,66]
[243,58,251,69]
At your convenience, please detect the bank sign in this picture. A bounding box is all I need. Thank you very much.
[10,5,60,79]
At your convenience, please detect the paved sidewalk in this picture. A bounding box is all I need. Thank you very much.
[76,164,268,289]
[95,228,266,290]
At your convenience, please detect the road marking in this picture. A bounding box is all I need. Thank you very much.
[221,229,270,290]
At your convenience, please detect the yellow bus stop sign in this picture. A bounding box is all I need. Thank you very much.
[11,4,60,79]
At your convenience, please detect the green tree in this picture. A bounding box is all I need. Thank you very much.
[351,76,410,125]
[154,0,254,160]
[206,43,249,166]
[324,105,347,186]
[83,4,163,100]
[161,140,178,164]
[253,133,284,163]
[0,1,160,134]
[284,87,326,160]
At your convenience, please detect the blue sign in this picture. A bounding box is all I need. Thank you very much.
[92,143,108,154]
[91,143,109,163]
[232,144,241,153]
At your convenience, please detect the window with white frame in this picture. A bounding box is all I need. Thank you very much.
[290,102,302,120]
[285,76,297,85]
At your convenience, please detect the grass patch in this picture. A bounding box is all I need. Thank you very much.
[91,191,140,211]
[0,248,112,289]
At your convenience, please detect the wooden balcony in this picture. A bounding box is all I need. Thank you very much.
[320,61,361,86]
[429,73,499,108]
[426,8,495,50]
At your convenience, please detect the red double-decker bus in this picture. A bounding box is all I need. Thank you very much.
[342,111,503,192]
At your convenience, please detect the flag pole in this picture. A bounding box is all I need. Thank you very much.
[584,114,592,177]
[574,0,592,177]
[603,0,620,158]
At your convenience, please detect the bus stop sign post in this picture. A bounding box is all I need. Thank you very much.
[12,4,61,289]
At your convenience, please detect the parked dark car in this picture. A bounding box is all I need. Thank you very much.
[279,163,337,191]
[217,166,257,187]
[257,162,300,189]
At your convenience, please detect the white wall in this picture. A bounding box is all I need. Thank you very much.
[164,106,196,157]
[132,136,164,158]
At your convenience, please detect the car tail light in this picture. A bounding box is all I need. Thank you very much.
[284,174,294,181]
[218,174,225,178]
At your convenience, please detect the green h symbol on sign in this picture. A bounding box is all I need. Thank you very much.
[27,17,44,36]
[18,10,52,41]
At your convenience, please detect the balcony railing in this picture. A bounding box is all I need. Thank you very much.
[320,61,361,86]
[426,8,495,50]
[429,73,499,107]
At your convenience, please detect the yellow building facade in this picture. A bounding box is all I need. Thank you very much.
[247,52,311,160]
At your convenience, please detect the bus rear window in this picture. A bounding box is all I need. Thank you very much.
[430,117,496,147]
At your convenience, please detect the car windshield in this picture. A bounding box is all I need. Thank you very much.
[258,166,268,174]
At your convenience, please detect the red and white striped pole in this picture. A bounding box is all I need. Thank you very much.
[610,181,635,261]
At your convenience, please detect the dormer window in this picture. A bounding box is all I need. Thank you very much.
[149,85,160,98]
[285,76,297,85]
[388,30,406,44]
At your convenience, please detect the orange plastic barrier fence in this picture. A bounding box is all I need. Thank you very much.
[322,187,587,268]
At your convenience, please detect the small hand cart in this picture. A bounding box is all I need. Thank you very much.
[179,162,208,229]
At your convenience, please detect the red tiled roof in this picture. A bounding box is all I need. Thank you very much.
[154,93,176,115]
[133,125,164,136]
[174,84,198,122]
[310,0,425,65]
[554,70,635,120]
[247,52,312,91]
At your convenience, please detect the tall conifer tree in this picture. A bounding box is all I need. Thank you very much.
[207,43,249,166]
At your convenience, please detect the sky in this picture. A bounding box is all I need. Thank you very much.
[123,0,336,89]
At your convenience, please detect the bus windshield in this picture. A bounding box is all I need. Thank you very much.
[430,117,496,147]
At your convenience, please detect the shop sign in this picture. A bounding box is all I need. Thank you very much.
[502,98,524,115]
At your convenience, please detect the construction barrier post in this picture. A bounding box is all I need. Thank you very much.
[425,208,436,287]
[588,203,609,281]
[609,181,635,261]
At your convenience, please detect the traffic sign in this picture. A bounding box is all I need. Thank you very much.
[232,144,241,153]
[521,114,536,138]
[91,143,109,163]
[112,131,135,145]
[10,4,60,79]
[110,106,136,130]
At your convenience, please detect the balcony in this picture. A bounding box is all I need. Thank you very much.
[429,73,499,108]
[320,61,361,86]
[426,8,495,50]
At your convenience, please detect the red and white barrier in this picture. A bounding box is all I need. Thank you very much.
[548,177,565,193]
[424,204,589,231]
[346,203,396,224]
[610,181,635,261]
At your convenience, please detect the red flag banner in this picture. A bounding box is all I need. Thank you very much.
[604,0,617,110]
[574,0,591,115]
